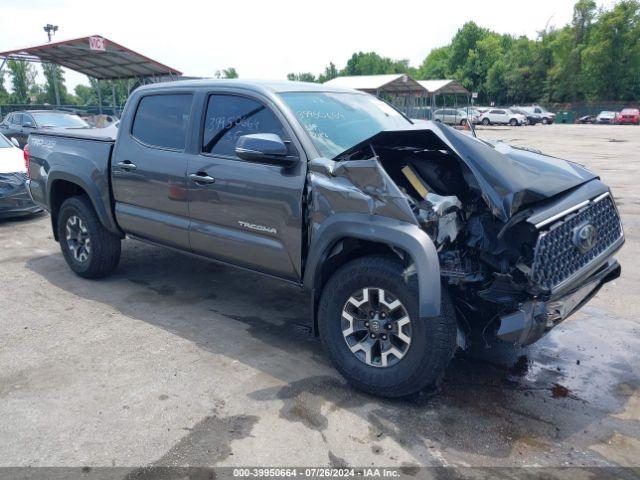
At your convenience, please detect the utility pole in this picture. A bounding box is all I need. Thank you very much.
[43,24,61,106]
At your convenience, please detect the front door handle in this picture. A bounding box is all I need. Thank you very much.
[117,160,137,171]
[189,172,216,184]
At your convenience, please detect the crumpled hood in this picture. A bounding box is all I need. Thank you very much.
[334,122,597,222]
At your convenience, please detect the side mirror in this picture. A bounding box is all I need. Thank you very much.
[10,137,20,148]
[235,133,298,167]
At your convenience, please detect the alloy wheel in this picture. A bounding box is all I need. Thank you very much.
[341,287,412,368]
[65,215,91,263]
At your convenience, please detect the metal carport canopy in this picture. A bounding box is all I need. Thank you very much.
[417,79,469,96]
[324,74,426,94]
[0,35,182,79]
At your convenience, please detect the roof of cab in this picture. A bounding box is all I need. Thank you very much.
[135,79,362,95]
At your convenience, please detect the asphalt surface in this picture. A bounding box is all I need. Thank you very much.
[0,124,638,471]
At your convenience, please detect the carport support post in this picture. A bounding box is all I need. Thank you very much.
[95,78,103,115]
[52,64,61,106]
[111,82,117,116]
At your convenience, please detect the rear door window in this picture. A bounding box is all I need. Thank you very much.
[202,94,287,158]
[131,94,193,150]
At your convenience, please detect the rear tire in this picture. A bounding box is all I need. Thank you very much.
[318,255,457,398]
[57,196,121,279]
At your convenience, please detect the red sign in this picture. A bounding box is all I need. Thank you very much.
[89,36,106,51]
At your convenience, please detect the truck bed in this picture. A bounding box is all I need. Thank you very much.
[27,129,120,237]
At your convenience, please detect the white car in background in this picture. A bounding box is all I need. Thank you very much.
[480,108,527,126]
[0,133,41,218]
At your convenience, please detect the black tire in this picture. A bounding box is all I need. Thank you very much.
[318,255,457,398]
[542,117,549,125]
[459,119,467,126]
[509,118,518,126]
[57,195,121,279]
[482,118,490,126]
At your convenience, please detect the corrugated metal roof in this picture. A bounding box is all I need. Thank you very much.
[0,35,181,80]
[324,74,425,93]
[417,79,469,95]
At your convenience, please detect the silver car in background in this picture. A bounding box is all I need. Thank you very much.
[433,108,479,126]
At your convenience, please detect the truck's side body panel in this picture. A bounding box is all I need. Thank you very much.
[111,103,193,249]
[185,89,307,281]
[27,134,120,235]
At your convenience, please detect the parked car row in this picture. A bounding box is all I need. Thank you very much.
[0,110,92,148]
[578,109,639,125]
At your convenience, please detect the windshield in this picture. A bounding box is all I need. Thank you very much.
[32,112,89,128]
[0,134,11,148]
[279,92,412,158]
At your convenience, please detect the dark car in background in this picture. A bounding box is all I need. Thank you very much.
[577,115,595,124]
[510,107,541,125]
[0,110,91,148]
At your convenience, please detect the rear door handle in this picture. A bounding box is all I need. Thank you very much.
[189,172,216,184]
[117,160,137,171]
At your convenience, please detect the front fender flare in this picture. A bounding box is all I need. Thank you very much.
[303,213,441,318]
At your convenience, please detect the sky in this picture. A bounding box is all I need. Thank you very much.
[0,0,619,94]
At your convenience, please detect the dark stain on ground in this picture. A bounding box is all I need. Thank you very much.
[550,383,572,399]
[158,394,169,401]
[509,355,530,377]
[327,450,349,468]
[371,445,383,455]
[125,414,257,477]
[399,463,421,476]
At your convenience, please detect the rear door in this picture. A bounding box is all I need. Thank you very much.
[186,92,306,281]
[111,92,194,249]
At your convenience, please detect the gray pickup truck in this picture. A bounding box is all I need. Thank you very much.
[27,80,623,397]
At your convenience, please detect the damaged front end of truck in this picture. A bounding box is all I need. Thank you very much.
[307,122,623,348]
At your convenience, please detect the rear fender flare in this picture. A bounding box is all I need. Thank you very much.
[303,213,441,318]
[48,170,120,236]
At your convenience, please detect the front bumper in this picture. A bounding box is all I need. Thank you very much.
[497,258,621,345]
[0,174,42,219]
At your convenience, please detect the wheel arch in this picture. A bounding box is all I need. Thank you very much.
[48,172,121,241]
[303,213,441,332]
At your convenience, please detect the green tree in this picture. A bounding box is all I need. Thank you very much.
[341,51,414,76]
[417,46,451,79]
[287,72,317,82]
[581,0,640,100]
[215,68,239,79]
[40,63,72,105]
[7,59,37,104]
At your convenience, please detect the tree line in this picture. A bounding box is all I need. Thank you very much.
[288,0,640,105]
[1,0,638,107]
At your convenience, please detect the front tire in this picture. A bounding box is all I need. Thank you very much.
[482,118,490,126]
[542,117,549,125]
[57,196,121,279]
[318,255,457,398]
[509,118,518,126]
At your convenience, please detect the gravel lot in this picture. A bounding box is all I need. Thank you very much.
[1,124,638,472]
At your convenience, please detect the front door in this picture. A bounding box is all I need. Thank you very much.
[187,93,306,281]
[111,93,194,249]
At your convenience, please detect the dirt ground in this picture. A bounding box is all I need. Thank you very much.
[0,124,638,472]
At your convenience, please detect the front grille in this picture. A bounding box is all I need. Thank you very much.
[530,194,623,291]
